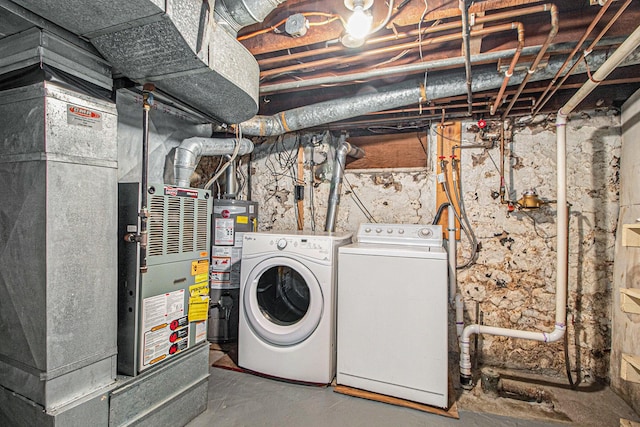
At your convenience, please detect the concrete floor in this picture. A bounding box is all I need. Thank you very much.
[186,367,559,427]
[185,347,640,427]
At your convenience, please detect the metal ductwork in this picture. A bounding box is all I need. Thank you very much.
[215,0,287,35]
[227,42,640,136]
[234,80,427,136]
[174,137,254,187]
[325,137,364,232]
[10,0,286,124]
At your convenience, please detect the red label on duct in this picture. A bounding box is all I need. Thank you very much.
[68,106,101,119]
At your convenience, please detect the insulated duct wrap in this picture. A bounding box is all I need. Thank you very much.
[238,80,427,136]
[12,0,262,124]
[174,137,254,187]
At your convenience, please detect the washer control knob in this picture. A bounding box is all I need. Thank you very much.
[364,227,371,233]
[375,228,382,233]
[276,238,287,250]
[398,229,405,234]
[418,228,433,238]
[387,228,393,234]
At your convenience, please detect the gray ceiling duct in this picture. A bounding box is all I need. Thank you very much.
[228,41,640,136]
[9,0,285,124]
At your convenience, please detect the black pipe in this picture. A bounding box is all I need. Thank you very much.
[139,84,154,273]
[432,202,451,225]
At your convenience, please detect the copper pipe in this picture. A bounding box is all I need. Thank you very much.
[490,22,525,115]
[258,4,563,68]
[532,0,615,115]
[499,121,506,203]
[260,23,525,80]
[531,0,632,116]
[502,4,558,119]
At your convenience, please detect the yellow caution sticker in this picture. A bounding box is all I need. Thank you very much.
[191,259,209,275]
[237,215,249,224]
[189,282,209,298]
[194,273,208,284]
[188,295,209,322]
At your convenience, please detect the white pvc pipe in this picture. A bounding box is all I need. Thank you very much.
[459,22,640,389]
[455,294,464,338]
[447,205,457,304]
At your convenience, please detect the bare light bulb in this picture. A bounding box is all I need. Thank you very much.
[346,5,372,40]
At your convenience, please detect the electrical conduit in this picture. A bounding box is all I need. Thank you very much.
[459,22,640,389]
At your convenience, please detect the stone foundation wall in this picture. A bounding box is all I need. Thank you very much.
[210,110,620,382]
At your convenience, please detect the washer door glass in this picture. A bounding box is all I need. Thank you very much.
[244,257,323,346]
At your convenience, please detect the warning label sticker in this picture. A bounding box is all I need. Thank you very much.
[211,256,231,272]
[67,104,102,130]
[141,290,187,369]
[214,218,234,245]
[191,259,209,276]
[195,321,207,344]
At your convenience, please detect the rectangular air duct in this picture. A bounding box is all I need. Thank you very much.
[0,80,118,411]
[11,0,260,124]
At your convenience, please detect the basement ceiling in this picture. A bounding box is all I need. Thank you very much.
[1,0,640,135]
[239,0,640,134]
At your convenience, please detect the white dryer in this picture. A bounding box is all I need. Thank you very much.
[238,231,352,384]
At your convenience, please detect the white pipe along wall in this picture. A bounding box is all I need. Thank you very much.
[458,23,640,388]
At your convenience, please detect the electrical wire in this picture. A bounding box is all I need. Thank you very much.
[440,160,478,269]
[451,161,479,265]
[337,155,376,223]
[238,12,344,41]
[236,158,247,199]
[370,0,395,35]
[204,126,242,191]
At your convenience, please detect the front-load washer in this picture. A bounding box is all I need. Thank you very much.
[238,231,352,384]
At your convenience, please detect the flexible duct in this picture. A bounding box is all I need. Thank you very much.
[233,80,427,136]
[174,137,254,187]
[325,138,365,232]
[459,22,640,390]
[232,42,640,137]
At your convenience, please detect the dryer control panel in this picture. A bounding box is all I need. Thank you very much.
[356,223,443,247]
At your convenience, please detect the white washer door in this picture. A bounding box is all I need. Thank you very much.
[243,256,324,346]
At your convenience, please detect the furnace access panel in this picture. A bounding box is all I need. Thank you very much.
[118,183,212,376]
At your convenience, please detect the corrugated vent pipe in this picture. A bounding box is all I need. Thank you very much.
[174,137,254,187]
[459,22,640,389]
[230,80,427,137]
[325,137,365,232]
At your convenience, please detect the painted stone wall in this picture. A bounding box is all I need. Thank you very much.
[239,110,620,382]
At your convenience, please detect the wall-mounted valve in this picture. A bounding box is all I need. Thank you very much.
[516,188,544,209]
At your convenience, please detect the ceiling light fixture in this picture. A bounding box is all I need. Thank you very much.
[342,0,374,48]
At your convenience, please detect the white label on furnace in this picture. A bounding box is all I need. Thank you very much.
[215,218,234,245]
[141,290,186,368]
[195,321,207,344]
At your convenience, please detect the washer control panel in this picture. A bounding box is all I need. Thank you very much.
[357,223,443,247]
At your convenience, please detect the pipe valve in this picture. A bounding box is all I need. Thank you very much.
[517,188,544,209]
